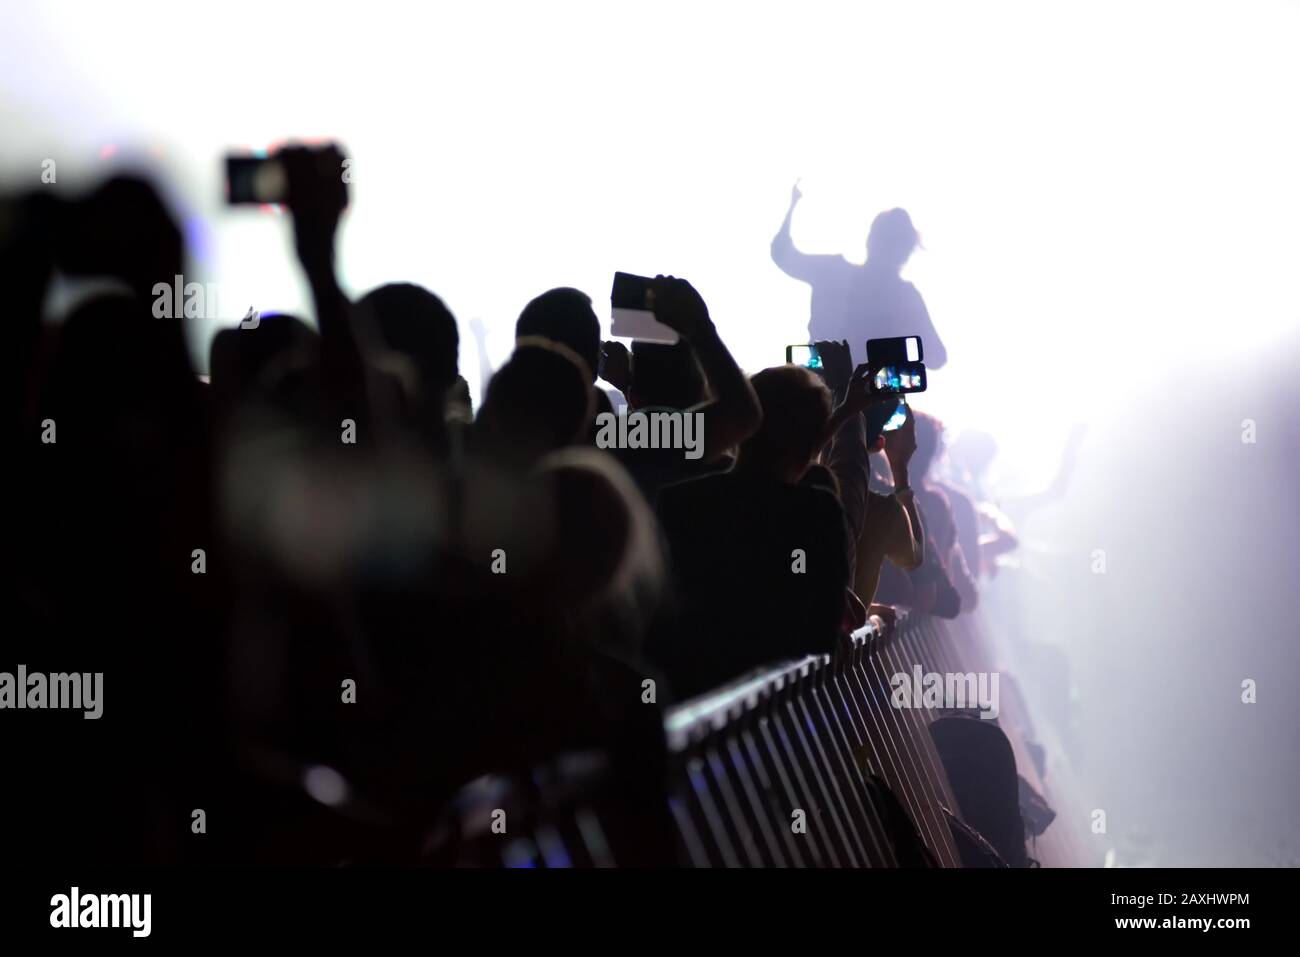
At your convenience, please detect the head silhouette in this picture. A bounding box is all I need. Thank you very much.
[50,292,201,456]
[737,366,832,481]
[210,312,318,410]
[866,208,920,272]
[358,283,459,400]
[515,288,600,384]
[477,344,592,463]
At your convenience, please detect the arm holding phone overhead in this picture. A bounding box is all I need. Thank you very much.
[280,147,355,367]
[816,339,870,575]
[883,412,925,571]
[806,338,919,452]
[277,144,394,436]
[852,412,924,607]
[648,276,761,463]
[815,339,924,594]
[820,362,881,452]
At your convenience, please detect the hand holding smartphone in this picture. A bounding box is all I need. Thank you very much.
[785,343,823,370]
[226,155,287,205]
[225,144,349,209]
[611,272,680,344]
[866,335,927,395]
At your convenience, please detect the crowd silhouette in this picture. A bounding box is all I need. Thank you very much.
[3,148,1031,866]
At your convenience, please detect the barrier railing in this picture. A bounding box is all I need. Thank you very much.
[432,613,1082,867]
[665,618,949,866]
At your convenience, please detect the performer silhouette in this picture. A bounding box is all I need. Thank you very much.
[772,180,947,369]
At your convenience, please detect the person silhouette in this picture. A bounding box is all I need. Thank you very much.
[771,180,947,369]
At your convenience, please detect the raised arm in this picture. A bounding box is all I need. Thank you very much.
[771,180,837,284]
[649,276,761,463]
[282,147,361,382]
[281,145,388,434]
[882,410,925,570]
[849,406,925,609]
[817,341,872,546]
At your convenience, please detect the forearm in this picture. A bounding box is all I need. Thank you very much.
[307,262,362,378]
[284,144,366,408]
[824,413,868,542]
[893,477,926,569]
[298,243,376,432]
[770,203,799,271]
[689,324,761,461]
[772,203,795,247]
[854,550,885,608]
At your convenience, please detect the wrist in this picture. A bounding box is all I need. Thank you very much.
[683,317,717,343]
[295,236,335,271]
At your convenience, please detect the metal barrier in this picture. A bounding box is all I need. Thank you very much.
[431,613,1083,867]
[662,612,1083,867]
[664,618,948,866]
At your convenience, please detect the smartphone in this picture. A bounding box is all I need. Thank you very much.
[785,344,823,370]
[882,397,908,431]
[871,362,927,395]
[863,394,903,439]
[226,155,287,205]
[610,272,680,344]
[866,335,923,367]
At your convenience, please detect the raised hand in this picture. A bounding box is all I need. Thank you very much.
[844,364,896,418]
[884,403,918,480]
[280,143,349,276]
[649,275,712,341]
[814,339,852,401]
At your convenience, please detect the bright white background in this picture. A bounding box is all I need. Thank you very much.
[4,0,1300,864]
[4,0,1298,476]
